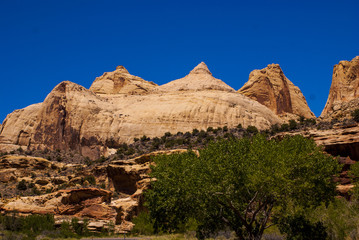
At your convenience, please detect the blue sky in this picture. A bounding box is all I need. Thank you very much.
[0,0,358,122]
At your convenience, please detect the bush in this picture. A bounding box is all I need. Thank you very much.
[237,124,243,129]
[289,119,298,130]
[83,175,96,185]
[351,109,359,122]
[131,212,155,235]
[246,125,258,134]
[277,215,327,240]
[17,180,27,191]
[280,123,290,132]
[71,218,89,236]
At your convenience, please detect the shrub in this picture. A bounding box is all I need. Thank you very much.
[277,215,327,240]
[131,212,155,235]
[236,124,243,129]
[192,129,199,136]
[289,119,298,130]
[206,127,214,132]
[351,109,359,122]
[223,126,228,132]
[246,125,258,134]
[17,180,27,191]
[83,175,96,185]
[280,123,290,132]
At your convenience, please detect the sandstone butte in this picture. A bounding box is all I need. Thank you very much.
[0,62,288,159]
[238,63,315,120]
[321,56,359,119]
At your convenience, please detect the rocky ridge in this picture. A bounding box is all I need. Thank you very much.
[0,63,283,159]
[238,64,315,119]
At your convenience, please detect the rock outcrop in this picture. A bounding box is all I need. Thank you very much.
[238,64,315,119]
[0,188,115,219]
[90,66,157,95]
[321,56,359,119]
[155,62,235,92]
[0,63,282,159]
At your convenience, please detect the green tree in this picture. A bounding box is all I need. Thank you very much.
[145,135,340,240]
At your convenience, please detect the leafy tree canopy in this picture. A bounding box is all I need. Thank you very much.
[145,134,340,240]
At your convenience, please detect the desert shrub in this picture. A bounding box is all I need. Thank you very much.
[289,119,298,130]
[223,126,228,132]
[164,132,172,137]
[237,123,243,129]
[351,109,359,122]
[280,123,290,131]
[206,127,214,132]
[246,125,258,134]
[17,179,27,191]
[71,218,89,236]
[270,124,280,134]
[192,129,199,136]
[141,135,150,142]
[83,175,96,185]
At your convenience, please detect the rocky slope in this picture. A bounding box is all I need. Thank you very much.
[321,56,359,119]
[238,64,314,119]
[0,63,282,159]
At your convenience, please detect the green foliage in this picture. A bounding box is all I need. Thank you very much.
[280,123,290,131]
[277,215,327,240]
[351,109,359,122]
[307,197,359,240]
[131,212,155,235]
[17,179,27,191]
[0,214,55,238]
[146,135,340,240]
[83,175,96,185]
[246,125,258,134]
[237,123,243,129]
[206,127,214,132]
[289,119,298,130]
[71,217,89,236]
[192,129,199,136]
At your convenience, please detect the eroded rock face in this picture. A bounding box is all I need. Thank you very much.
[90,66,157,95]
[0,63,282,159]
[321,56,359,118]
[0,188,114,219]
[238,64,314,119]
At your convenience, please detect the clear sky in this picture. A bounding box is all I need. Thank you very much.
[1,0,358,122]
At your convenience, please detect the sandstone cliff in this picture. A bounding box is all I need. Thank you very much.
[90,66,157,95]
[0,63,282,159]
[238,64,315,119]
[321,56,359,118]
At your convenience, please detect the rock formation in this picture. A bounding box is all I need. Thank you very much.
[238,64,315,119]
[155,62,235,92]
[321,56,359,119]
[0,63,282,159]
[90,66,157,95]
